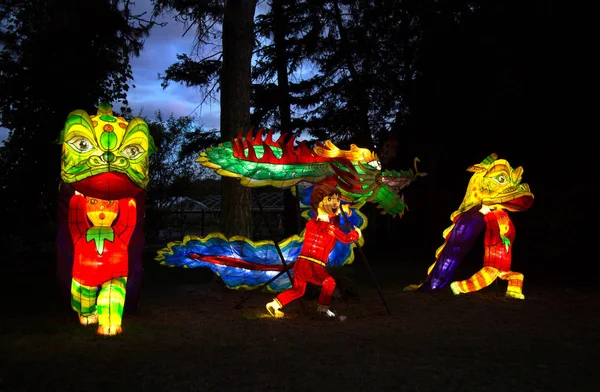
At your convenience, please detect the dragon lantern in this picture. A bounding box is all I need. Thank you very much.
[405,153,534,299]
[156,130,425,301]
[56,103,155,335]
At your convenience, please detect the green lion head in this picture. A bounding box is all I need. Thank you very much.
[58,103,156,191]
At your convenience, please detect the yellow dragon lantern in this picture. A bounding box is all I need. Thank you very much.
[406,153,534,299]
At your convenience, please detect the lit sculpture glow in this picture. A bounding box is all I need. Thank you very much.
[56,103,155,335]
[405,153,534,299]
[198,130,425,216]
[265,183,362,318]
[157,130,425,316]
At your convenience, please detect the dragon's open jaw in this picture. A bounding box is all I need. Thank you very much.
[497,194,534,212]
[482,183,534,212]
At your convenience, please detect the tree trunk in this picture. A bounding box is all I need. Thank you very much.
[273,0,300,236]
[220,0,257,237]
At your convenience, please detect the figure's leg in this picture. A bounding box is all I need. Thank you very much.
[316,276,336,317]
[96,277,127,336]
[450,266,499,295]
[317,276,336,307]
[498,271,525,299]
[71,279,98,325]
[266,279,308,318]
[312,268,336,317]
[266,298,285,318]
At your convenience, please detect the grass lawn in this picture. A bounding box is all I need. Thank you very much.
[1,249,598,392]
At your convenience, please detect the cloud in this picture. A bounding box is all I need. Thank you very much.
[126,0,219,128]
[0,127,9,145]
[127,96,221,130]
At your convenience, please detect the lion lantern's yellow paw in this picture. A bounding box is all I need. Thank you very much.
[97,325,123,336]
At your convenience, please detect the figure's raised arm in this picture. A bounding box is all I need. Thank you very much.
[114,198,137,244]
[327,224,360,244]
[68,192,88,240]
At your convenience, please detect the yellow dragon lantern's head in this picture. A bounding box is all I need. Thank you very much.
[58,103,156,200]
[452,153,534,219]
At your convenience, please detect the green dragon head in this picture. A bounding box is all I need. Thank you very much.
[331,155,426,218]
[58,103,156,199]
[452,153,534,219]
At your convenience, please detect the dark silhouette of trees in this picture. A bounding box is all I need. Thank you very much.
[252,1,418,149]
[144,113,218,241]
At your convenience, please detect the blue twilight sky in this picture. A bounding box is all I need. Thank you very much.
[0,0,217,144]
[124,0,222,127]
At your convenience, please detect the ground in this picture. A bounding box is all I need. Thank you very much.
[1,250,598,392]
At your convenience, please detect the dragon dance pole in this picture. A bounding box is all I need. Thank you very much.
[340,206,392,315]
[234,189,306,313]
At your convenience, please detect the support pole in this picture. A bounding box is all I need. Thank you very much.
[234,189,305,313]
[340,206,392,315]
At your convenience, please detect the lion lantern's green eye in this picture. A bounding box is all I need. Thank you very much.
[495,174,507,184]
[121,144,145,159]
[67,136,94,153]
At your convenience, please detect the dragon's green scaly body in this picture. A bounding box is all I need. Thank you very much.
[198,129,425,217]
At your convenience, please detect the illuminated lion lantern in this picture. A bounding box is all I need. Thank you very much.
[406,153,534,299]
[56,103,155,335]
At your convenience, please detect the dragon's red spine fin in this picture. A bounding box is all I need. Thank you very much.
[275,132,288,145]
[285,134,297,149]
[280,134,296,162]
[232,137,245,158]
[246,128,254,145]
[227,129,332,164]
[297,141,314,158]
[252,128,264,145]
[264,129,277,147]
[261,143,278,162]
[246,142,258,161]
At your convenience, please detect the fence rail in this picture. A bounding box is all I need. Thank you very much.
[153,209,285,243]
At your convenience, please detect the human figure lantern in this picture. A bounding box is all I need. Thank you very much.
[156,130,425,316]
[56,103,155,335]
[266,183,362,318]
[405,153,534,299]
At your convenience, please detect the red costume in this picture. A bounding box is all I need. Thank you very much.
[275,216,360,307]
[68,194,136,287]
[450,208,525,298]
[483,209,514,271]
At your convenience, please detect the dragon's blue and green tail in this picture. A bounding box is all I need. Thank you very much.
[156,197,366,292]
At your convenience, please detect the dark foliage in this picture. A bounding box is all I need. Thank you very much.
[144,113,220,241]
